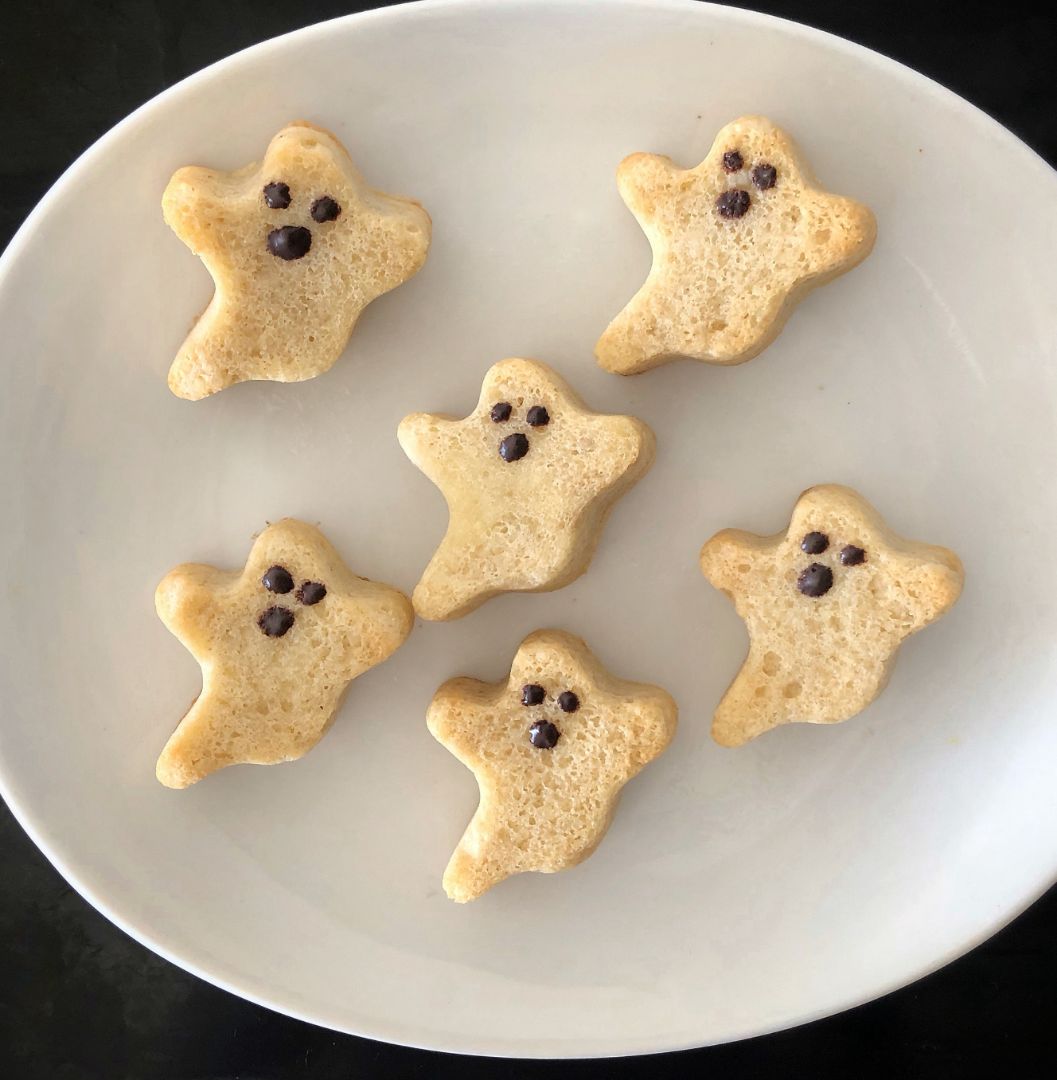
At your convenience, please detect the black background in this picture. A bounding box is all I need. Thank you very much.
[2,2,1056,1077]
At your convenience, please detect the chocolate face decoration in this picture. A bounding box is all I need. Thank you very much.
[257,563,329,636]
[714,146,779,219]
[262,181,342,261]
[518,682,581,748]
[491,400,551,462]
[794,531,867,599]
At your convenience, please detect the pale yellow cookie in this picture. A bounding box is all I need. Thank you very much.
[398,358,655,620]
[596,115,876,375]
[155,518,413,788]
[428,629,677,902]
[700,485,964,747]
[163,121,431,399]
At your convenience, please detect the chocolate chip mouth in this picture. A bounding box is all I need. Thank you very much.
[498,432,530,462]
[716,189,751,219]
[797,563,833,598]
[528,719,561,749]
[258,605,295,637]
[267,225,312,260]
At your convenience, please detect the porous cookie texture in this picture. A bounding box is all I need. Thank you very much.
[427,629,678,902]
[155,519,413,788]
[163,121,431,399]
[699,485,963,747]
[596,115,876,375]
[398,358,655,620]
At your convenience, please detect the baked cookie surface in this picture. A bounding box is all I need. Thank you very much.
[398,358,655,620]
[163,121,431,399]
[700,485,963,747]
[596,115,876,374]
[427,629,677,902]
[155,518,413,788]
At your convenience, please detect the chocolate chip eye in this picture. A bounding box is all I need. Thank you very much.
[267,225,312,260]
[722,150,744,173]
[840,545,866,566]
[716,189,751,218]
[521,684,545,706]
[800,532,829,555]
[263,181,291,209]
[752,163,777,190]
[526,405,550,427]
[262,565,294,593]
[499,433,529,462]
[310,195,341,223]
[797,563,834,598]
[490,402,512,423]
[557,691,579,713]
[258,606,295,637]
[528,719,561,750]
[296,581,327,605]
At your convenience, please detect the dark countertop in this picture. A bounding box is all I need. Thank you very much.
[2,3,1056,1077]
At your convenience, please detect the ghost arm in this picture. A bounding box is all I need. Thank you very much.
[616,153,681,221]
[155,564,228,663]
[888,545,965,633]
[333,583,414,678]
[426,678,499,769]
[162,165,251,261]
[397,412,471,490]
[700,530,771,597]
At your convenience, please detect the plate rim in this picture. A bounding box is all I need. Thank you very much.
[1,0,1056,1058]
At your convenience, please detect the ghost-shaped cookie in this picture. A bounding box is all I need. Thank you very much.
[428,629,678,901]
[155,518,413,787]
[596,115,876,375]
[700,485,964,747]
[163,121,431,399]
[397,358,655,620]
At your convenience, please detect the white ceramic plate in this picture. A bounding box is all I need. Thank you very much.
[2,0,1056,1059]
